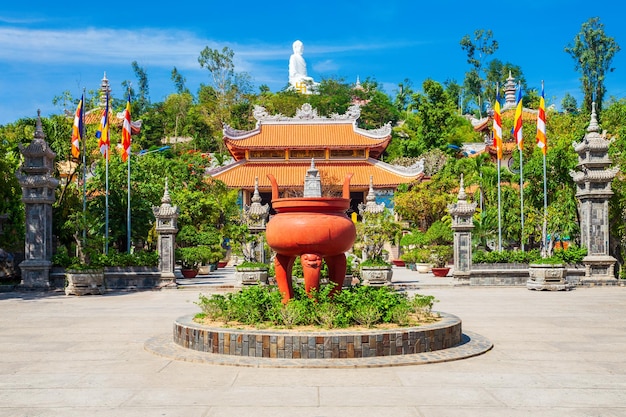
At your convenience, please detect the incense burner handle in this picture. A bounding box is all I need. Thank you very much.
[342,173,354,199]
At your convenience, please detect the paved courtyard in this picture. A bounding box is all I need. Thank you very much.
[1,267,625,416]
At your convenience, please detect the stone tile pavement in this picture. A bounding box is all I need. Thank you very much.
[1,266,626,416]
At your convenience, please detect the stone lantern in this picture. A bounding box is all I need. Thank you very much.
[448,175,477,280]
[16,112,59,290]
[570,103,619,281]
[152,179,179,285]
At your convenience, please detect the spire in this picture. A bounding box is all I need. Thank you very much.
[100,72,111,107]
[366,175,376,202]
[161,177,171,205]
[587,102,600,133]
[457,174,467,201]
[251,177,262,204]
[34,109,45,140]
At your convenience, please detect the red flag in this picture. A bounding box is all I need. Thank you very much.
[536,83,547,155]
[493,90,503,160]
[121,95,132,162]
[71,95,83,159]
[513,85,523,150]
[96,92,110,159]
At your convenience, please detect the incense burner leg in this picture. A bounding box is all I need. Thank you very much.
[274,254,295,303]
[325,253,347,296]
[301,253,323,297]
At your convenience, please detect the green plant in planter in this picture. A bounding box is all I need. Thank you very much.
[429,245,453,268]
[356,209,401,266]
[176,246,218,270]
[236,261,269,270]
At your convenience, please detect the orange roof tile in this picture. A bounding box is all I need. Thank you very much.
[211,160,421,190]
[225,124,389,149]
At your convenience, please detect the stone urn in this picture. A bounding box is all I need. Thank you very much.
[265,173,356,303]
[65,269,105,296]
[527,263,571,291]
[360,265,393,286]
[235,266,269,286]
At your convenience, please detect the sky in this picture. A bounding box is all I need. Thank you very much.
[1,1,625,125]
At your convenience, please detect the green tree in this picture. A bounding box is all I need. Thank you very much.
[561,93,579,114]
[565,17,620,113]
[460,29,499,116]
[171,67,190,95]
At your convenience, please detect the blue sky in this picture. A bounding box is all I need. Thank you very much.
[0,1,624,125]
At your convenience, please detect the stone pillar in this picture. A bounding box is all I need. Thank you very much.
[448,175,477,280]
[570,103,619,281]
[16,112,59,290]
[152,179,179,286]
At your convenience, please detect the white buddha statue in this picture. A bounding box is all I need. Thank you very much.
[289,40,317,93]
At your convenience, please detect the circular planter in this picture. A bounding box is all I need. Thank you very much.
[173,312,462,359]
[181,269,199,279]
[431,267,451,277]
[415,263,431,273]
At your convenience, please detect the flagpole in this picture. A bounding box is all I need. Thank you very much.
[81,89,87,249]
[497,158,502,251]
[542,151,547,254]
[519,145,524,252]
[126,88,132,254]
[105,147,109,255]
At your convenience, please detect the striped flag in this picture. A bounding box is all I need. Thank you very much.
[96,92,110,158]
[121,94,132,162]
[513,85,523,150]
[536,83,547,154]
[71,95,83,159]
[493,89,503,160]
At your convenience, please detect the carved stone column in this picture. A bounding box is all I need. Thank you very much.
[570,103,619,281]
[152,179,179,286]
[16,112,59,290]
[448,175,477,280]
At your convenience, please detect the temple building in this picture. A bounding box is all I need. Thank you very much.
[208,103,423,215]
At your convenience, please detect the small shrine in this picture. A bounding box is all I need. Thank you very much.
[209,103,423,215]
[448,175,477,280]
[570,103,619,280]
[16,112,59,289]
[152,179,179,284]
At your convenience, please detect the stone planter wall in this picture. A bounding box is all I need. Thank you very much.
[173,312,462,359]
[235,268,269,286]
[360,266,393,286]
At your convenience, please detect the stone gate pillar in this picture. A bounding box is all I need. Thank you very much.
[17,112,59,290]
[570,103,619,281]
[448,175,477,280]
[152,179,179,286]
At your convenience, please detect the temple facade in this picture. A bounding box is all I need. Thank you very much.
[209,103,423,215]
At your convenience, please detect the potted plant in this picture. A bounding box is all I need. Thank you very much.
[414,247,434,273]
[429,245,453,277]
[355,210,401,286]
[235,261,269,285]
[176,246,209,278]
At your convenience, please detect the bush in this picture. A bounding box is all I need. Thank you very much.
[194,284,438,329]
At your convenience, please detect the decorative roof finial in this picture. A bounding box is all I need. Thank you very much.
[161,177,171,204]
[457,174,467,201]
[34,110,45,140]
[366,175,376,202]
[587,102,600,133]
[251,177,262,203]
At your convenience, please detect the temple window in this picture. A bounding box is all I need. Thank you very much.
[249,150,286,159]
[329,149,366,159]
[289,149,326,159]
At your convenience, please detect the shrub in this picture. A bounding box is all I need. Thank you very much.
[194,283,438,329]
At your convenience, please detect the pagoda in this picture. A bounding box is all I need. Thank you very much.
[209,103,423,214]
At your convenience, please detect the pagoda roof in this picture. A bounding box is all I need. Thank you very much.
[209,159,422,190]
[223,104,391,160]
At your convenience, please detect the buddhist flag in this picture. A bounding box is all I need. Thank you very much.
[121,94,132,162]
[513,85,523,150]
[96,92,110,158]
[493,90,503,160]
[71,95,83,159]
[536,83,547,155]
